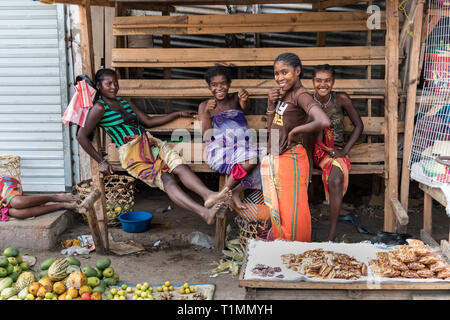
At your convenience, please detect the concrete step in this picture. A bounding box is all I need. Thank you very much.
[0,210,77,251]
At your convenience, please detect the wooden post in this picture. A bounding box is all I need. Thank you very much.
[162,5,173,114]
[423,192,432,235]
[400,0,425,215]
[384,0,399,232]
[313,1,326,46]
[79,189,105,254]
[79,0,109,251]
[215,175,228,252]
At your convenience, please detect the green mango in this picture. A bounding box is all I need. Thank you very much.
[65,257,81,267]
[0,257,9,268]
[95,258,111,270]
[82,266,98,278]
[3,248,19,258]
[40,258,55,271]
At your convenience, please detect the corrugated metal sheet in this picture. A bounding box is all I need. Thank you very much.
[0,0,71,192]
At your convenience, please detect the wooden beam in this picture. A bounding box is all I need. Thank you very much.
[113,11,386,36]
[384,0,399,233]
[419,183,447,207]
[143,114,391,136]
[79,0,109,252]
[169,141,384,164]
[118,78,386,98]
[400,0,425,217]
[111,0,313,5]
[320,0,368,8]
[390,197,409,226]
[40,0,114,6]
[111,46,387,68]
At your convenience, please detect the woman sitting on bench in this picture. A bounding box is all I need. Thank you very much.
[76,68,231,225]
[198,66,265,210]
[311,64,364,241]
[1,176,77,221]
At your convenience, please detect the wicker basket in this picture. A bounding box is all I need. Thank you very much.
[235,217,271,251]
[0,156,21,181]
[75,174,136,227]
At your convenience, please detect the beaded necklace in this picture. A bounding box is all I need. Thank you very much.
[313,92,332,109]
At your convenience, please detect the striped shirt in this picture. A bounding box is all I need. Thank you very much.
[98,97,145,147]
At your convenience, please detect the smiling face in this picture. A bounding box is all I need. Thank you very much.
[313,70,335,98]
[273,61,301,92]
[208,75,230,101]
[98,74,119,99]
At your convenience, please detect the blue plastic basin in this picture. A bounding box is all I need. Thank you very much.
[118,211,153,233]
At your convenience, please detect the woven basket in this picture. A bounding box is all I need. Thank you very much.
[75,174,135,227]
[235,217,270,251]
[0,156,21,181]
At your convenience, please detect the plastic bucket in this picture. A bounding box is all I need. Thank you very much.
[118,211,153,233]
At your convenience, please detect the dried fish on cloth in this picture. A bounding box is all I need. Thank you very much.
[243,239,450,283]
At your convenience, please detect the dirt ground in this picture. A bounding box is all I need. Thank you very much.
[20,174,450,300]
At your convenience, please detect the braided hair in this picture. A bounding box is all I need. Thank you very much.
[274,52,304,79]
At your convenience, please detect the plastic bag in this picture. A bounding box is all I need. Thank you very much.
[188,231,214,249]
[375,231,412,245]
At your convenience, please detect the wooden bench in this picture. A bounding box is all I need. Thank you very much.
[107,114,395,179]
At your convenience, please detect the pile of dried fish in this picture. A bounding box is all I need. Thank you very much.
[251,264,284,279]
[369,239,450,279]
[281,248,367,280]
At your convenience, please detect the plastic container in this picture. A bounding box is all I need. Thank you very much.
[118,211,153,233]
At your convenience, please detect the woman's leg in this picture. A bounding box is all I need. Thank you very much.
[9,194,75,209]
[224,161,258,209]
[327,166,344,241]
[161,172,224,225]
[8,202,77,219]
[171,164,231,208]
[231,183,246,210]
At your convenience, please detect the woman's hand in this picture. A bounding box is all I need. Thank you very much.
[329,149,346,159]
[287,131,299,147]
[99,160,114,175]
[178,110,198,118]
[238,89,249,102]
[268,87,281,107]
[205,99,217,114]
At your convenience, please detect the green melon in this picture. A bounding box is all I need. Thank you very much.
[0,257,8,268]
[40,258,55,271]
[95,257,111,270]
[3,248,19,258]
[82,266,97,278]
[65,257,81,267]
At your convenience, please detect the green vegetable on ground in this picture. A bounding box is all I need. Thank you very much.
[40,258,55,271]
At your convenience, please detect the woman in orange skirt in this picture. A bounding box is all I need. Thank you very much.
[261,53,330,242]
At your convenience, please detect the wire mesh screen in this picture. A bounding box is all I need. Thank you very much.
[409,0,450,186]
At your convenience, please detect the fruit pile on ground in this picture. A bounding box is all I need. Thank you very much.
[0,247,32,300]
[1,246,121,301]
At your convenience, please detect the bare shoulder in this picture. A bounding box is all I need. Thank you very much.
[335,92,351,103]
[198,100,208,112]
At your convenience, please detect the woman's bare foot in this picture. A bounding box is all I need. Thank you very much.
[204,187,232,208]
[63,201,78,211]
[232,191,247,210]
[203,202,226,225]
[55,193,76,203]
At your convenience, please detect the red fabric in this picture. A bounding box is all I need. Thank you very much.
[62,80,96,127]
[231,163,247,180]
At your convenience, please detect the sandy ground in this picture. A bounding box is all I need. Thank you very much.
[19,175,450,300]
